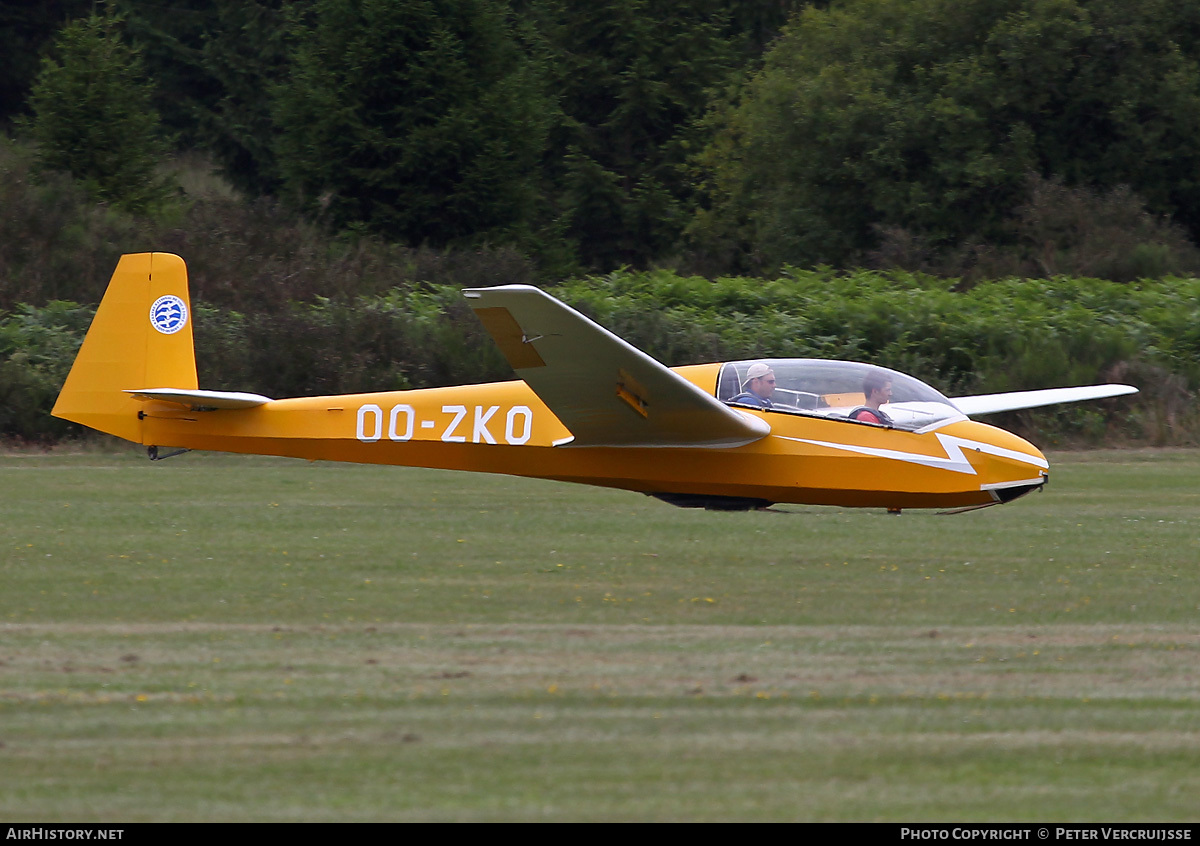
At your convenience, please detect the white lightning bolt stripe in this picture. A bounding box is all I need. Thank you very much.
[779,433,1049,476]
[981,477,1047,491]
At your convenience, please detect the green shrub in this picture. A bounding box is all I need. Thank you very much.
[6,269,1198,447]
[192,289,511,399]
[0,301,93,442]
[550,269,1200,444]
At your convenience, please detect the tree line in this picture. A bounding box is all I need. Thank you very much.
[3,0,804,278]
[7,0,1200,280]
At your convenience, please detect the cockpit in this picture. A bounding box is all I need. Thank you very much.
[717,359,966,432]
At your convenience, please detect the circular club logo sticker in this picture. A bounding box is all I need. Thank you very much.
[150,295,188,335]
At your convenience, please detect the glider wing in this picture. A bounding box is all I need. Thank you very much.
[951,384,1138,417]
[463,285,770,448]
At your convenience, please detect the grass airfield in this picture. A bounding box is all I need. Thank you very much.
[1,449,1198,821]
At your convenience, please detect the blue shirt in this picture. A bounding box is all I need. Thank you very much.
[729,393,773,409]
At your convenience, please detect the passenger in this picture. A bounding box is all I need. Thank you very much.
[848,371,893,425]
[729,363,776,409]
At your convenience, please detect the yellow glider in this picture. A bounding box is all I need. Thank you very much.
[52,253,1138,512]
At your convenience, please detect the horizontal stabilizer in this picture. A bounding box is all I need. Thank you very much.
[952,384,1138,417]
[125,388,273,410]
[463,285,770,448]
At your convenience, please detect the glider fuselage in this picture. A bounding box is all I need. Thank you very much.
[136,363,1047,510]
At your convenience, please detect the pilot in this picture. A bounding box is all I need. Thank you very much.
[729,363,776,409]
[848,371,893,425]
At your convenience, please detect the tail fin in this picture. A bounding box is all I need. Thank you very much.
[52,252,198,443]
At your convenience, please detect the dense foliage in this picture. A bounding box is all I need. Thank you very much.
[273,0,552,251]
[3,268,1195,445]
[694,0,1200,272]
[9,1,1200,275]
[23,13,171,213]
[527,0,744,270]
[2,1,1199,446]
[0,1,798,273]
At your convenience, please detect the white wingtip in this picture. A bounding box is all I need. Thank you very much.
[952,384,1138,417]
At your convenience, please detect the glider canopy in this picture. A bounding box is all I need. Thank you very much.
[718,359,964,431]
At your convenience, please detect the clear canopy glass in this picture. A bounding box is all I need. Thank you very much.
[717,359,965,431]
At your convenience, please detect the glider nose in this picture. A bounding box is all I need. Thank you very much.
[976,431,1048,504]
[986,471,1047,504]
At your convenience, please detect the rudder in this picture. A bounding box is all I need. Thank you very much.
[52,252,198,442]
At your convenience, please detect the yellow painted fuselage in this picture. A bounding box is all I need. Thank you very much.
[137,363,1046,510]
